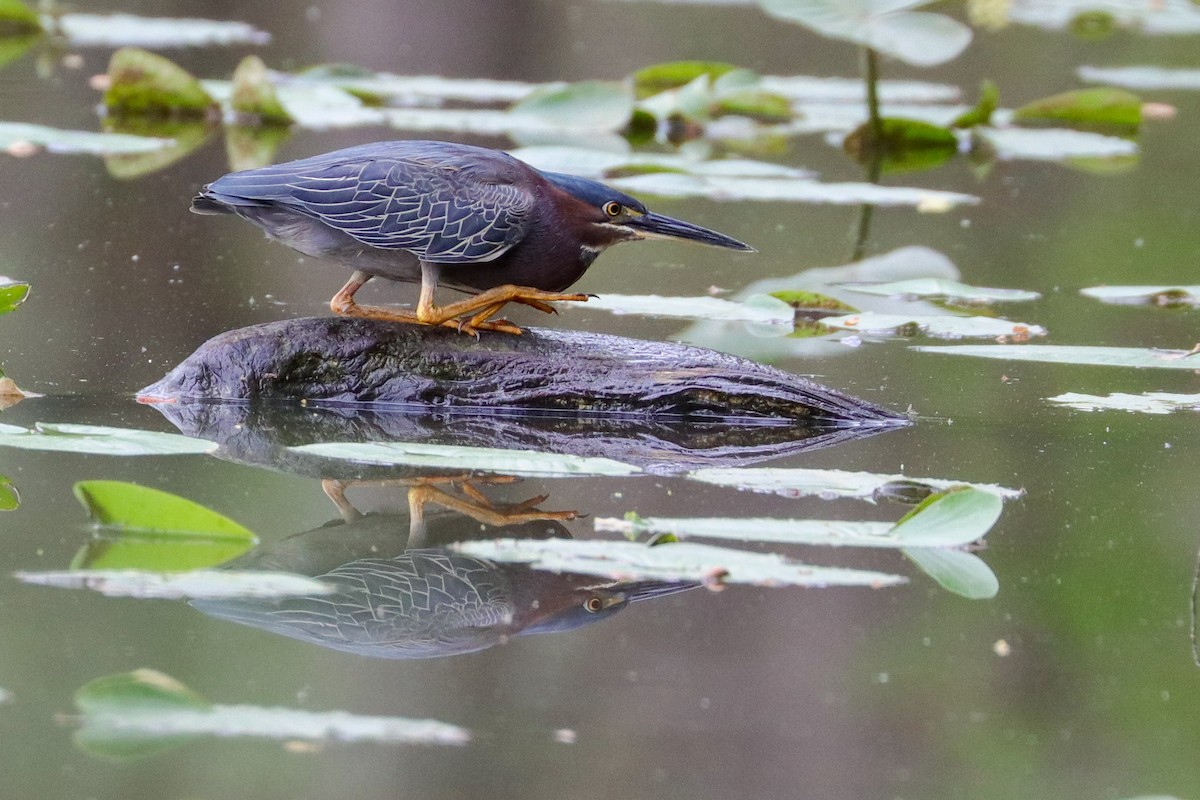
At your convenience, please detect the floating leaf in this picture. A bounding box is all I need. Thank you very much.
[74,669,468,762]
[844,117,958,174]
[56,13,269,48]
[951,80,999,129]
[1080,285,1200,308]
[75,669,209,761]
[0,123,171,156]
[601,487,1002,549]
[609,172,979,208]
[454,537,906,588]
[1079,66,1200,91]
[1048,391,1200,414]
[713,90,793,123]
[288,442,640,477]
[74,481,254,539]
[0,0,40,34]
[1008,0,1200,35]
[890,488,1003,547]
[687,466,1023,500]
[758,0,973,67]
[104,47,217,117]
[229,55,294,126]
[596,515,896,546]
[838,278,1040,304]
[0,475,18,510]
[101,117,213,179]
[0,375,33,410]
[509,81,634,131]
[0,279,28,313]
[510,145,814,181]
[821,312,1045,339]
[0,423,217,455]
[973,126,1138,163]
[770,290,858,314]
[580,293,794,323]
[902,547,998,598]
[70,481,255,571]
[1012,87,1141,131]
[634,61,739,97]
[913,344,1200,369]
[13,569,335,600]
[291,66,541,104]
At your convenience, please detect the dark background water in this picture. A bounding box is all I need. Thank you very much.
[1,2,1199,798]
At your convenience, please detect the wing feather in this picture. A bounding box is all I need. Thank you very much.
[201,143,536,264]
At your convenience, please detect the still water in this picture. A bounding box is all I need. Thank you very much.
[1,2,1199,798]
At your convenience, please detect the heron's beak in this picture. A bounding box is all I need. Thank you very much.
[621,212,755,252]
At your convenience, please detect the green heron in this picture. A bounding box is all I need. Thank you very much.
[192,505,695,659]
[192,140,753,335]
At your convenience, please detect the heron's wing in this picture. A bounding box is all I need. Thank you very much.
[202,150,535,264]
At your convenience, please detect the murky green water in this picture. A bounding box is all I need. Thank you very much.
[2,2,1200,798]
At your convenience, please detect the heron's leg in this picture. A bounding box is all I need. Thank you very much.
[330,268,521,333]
[413,263,588,334]
[407,484,578,527]
[321,478,361,523]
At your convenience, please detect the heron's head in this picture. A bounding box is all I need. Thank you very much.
[542,172,755,255]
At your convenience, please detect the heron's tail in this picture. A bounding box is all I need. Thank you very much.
[190,191,233,215]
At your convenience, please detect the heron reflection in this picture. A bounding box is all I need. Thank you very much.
[194,479,694,659]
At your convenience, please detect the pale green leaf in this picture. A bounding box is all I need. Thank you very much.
[454,537,906,588]
[0,123,171,155]
[838,278,1040,303]
[902,547,999,599]
[913,344,1200,369]
[288,442,640,476]
[0,423,216,455]
[821,312,1045,339]
[687,466,1023,500]
[1048,392,1200,414]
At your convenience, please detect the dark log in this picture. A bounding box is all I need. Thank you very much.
[140,316,907,425]
[149,401,898,478]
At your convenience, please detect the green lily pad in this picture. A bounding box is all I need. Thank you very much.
[770,290,858,314]
[0,475,18,510]
[288,441,640,476]
[838,278,1040,304]
[0,279,29,314]
[844,117,958,174]
[951,80,999,129]
[891,487,1003,548]
[75,669,209,762]
[634,61,739,98]
[902,547,999,599]
[913,344,1200,369]
[455,537,906,588]
[229,55,294,126]
[0,0,40,34]
[1012,87,1142,131]
[0,423,217,455]
[758,0,972,67]
[509,81,634,131]
[69,481,256,572]
[103,47,217,117]
[713,90,794,122]
[101,117,213,179]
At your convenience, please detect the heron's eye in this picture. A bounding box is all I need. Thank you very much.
[603,201,622,218]
[584,596,605,613]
